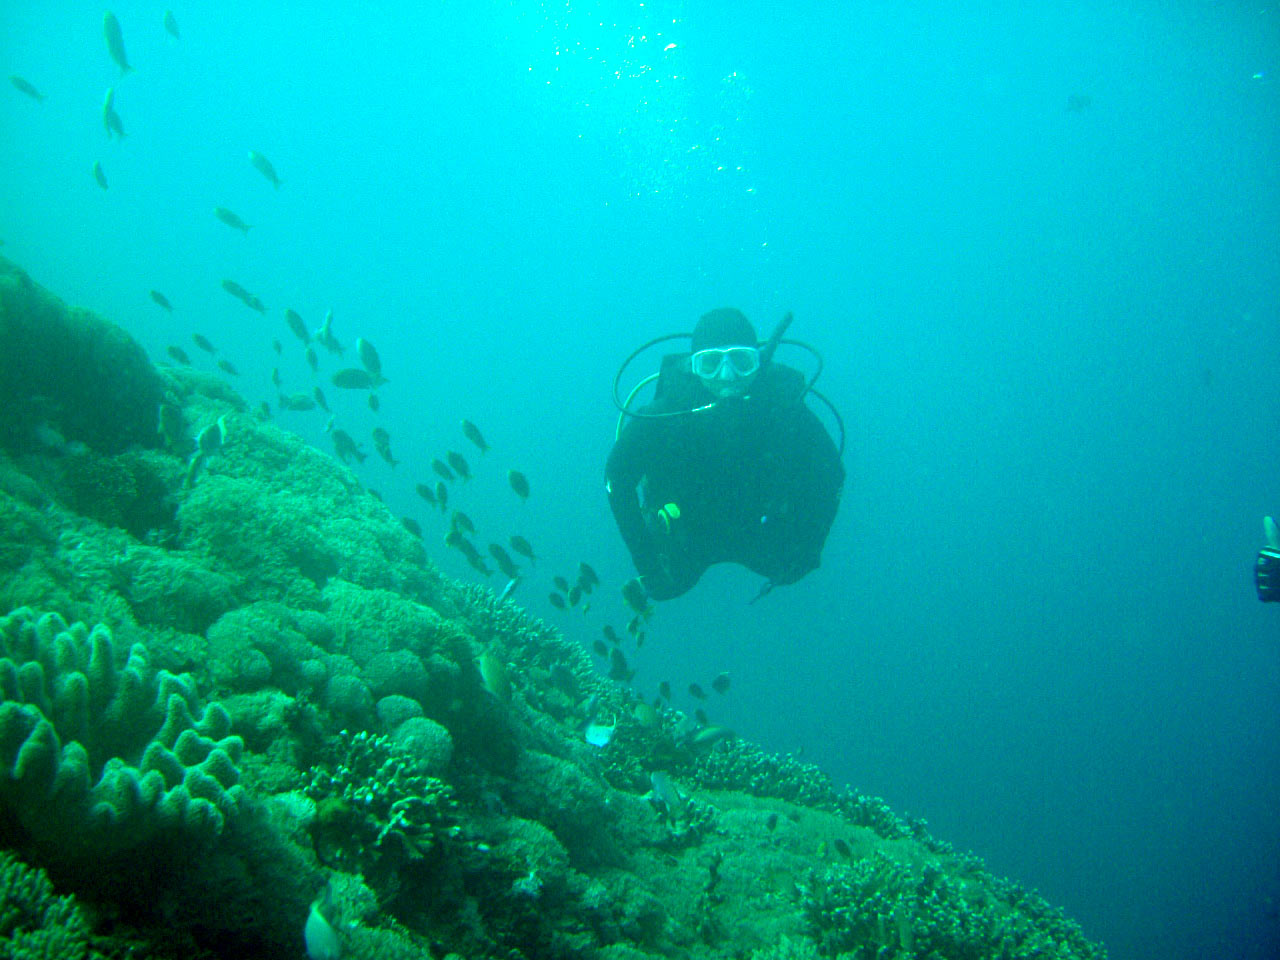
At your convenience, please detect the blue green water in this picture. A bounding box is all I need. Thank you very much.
[2,2,1277,957]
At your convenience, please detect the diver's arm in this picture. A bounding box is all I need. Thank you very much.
[606,425,661,572]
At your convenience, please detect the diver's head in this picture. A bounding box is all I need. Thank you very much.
[690,308,760,399]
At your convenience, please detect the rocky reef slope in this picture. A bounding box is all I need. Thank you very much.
[0,257,1106,959]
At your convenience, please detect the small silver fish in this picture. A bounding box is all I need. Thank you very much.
[497,576,521,604]
[249,150,281,188]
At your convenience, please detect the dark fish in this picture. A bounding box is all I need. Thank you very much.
[765,812,778,832]
[451,511,475,535]
[217,359,239,376]
[508,469,530,500]
[430,459,455,482]
[367,393,380,412]
[329,428,366,464]
[222,279,266,312]
[578,562,600,589]
[313,387,329,412]
[658,680,671,700]
[461,419,489,453]
[166,345,190,365]
[271,367,282,388]
[149,290,173,311]
[331,368,374,390]
[621,577,650,616]
[608,648,631,683]
[435,481,448,511]
[249,150,282,188]
[603,625,620,645]
[488,544,518,578]
[356,337,385,384]
[401,516,422,539]
[446,450,471,481]
[305,345,319,373]
[102,88,126,139]
[257,400,271,420]
[548,592,566,610]
[214,206,251,233]
[688,683,707,700]
[414,483,437,506]
[272,339,282,354]
[553,575,570,593]
[92,161,108,190]
[833,838,851,858]
[284,309,310,344]
[592,639,608,656]
[466,554,493,577]
[567,585,582,607]
[509,535,536,565]
[372,427,398,467]
[278,392,316,412]
[9,76,45,102]
[192,333,216,354]
[711,672,731,695]
[626,614,642,636]
[162,10,179,39]
[315,309,344,354]
[103,12,133,74]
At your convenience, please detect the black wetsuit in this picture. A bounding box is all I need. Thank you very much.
[606,354,844,601]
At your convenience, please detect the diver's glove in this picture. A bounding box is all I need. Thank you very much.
[1256,516,1280,603]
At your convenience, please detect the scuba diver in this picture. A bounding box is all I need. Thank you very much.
[1256,515,1280,602]
[606,308,845,602]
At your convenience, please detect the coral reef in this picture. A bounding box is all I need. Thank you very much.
[0,257,164,456]
[0,265,1107,959]
[0,609,244,862]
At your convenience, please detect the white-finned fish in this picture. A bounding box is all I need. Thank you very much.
[304,899,341,960]
[162,10,179,39]
[249,150,282,188]
[214,206,251,233]
[92,161,108,190]
[102,88,125,139]
[9,76,45,102]
[103,12,133,74]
